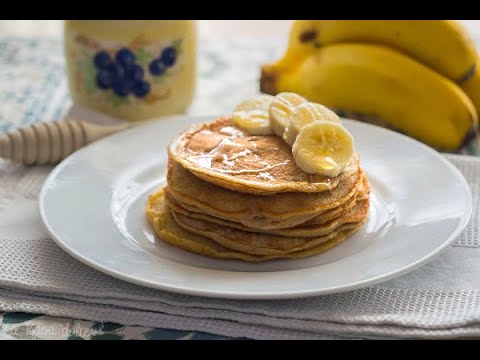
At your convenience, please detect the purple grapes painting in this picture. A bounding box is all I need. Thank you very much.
[94,48,151,98]
[71,36,183,107]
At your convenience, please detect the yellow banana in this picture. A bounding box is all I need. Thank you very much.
[269,92,307,136]
[293,121,355,177]
[267,20,477,84]
[461,58,480,118]
[262,43,477,151]
[232,95,275,135]
[283,102,340,146]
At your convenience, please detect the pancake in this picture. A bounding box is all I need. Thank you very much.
[146,190,362,262]
[172,203,367,255]
[169,117,360,195]
[166,189,357,231]
[166,159,363,230]
[173,209,364,255]
[167,173,370,233]
[166,183,369,238]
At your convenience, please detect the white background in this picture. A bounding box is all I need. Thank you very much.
[0,20,477,41]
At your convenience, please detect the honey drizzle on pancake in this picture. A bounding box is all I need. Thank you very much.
[170,118,360,194]
[187,125,292,179]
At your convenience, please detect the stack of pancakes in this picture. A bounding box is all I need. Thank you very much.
[146,118,370,262]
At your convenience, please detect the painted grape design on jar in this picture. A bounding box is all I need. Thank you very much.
[94,48,150,98]
[74,34,183,107]
[149,47,178,76]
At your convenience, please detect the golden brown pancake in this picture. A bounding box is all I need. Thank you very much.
[166,184,369,238]
[146,190,363,262]
[166,190,355,230]
[148,116,371,262]
[166,159,363,230]
[166,173,370,232]
[171,205,367,255]
[169,117,360,195]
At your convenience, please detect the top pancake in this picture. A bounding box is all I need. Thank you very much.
[169,117,360,195]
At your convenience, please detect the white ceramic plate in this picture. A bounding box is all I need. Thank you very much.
[39,116,472,299]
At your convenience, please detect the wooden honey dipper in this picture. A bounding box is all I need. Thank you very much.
[0,119,130,165]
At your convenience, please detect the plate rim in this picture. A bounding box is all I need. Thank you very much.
[39,116,473,299]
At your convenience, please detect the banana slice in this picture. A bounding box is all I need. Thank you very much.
[269,92,307,136]
[232,95,275,135]
[292,121,355,177]
[284,102,340,146]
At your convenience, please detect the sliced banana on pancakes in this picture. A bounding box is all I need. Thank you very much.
[269,92,307,136]
[293,121,355,178]
[231,94,354,178]
[232,94,275,135]
[283,102,340,146]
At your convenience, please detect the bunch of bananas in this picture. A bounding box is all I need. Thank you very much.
[260,20,480,151]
